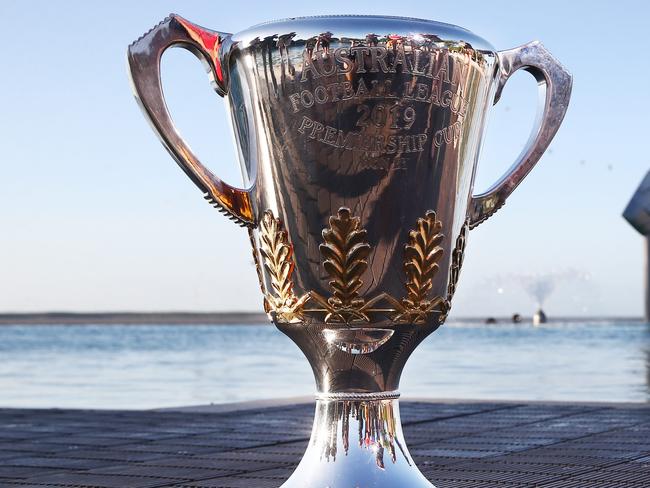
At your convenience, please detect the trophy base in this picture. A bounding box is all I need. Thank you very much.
[280,393,435,488]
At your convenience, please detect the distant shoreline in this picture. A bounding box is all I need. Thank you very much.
[0,312,270,325]
[0,312,644,325]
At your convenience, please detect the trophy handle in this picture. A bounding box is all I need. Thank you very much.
[127,14,254,227]
[468,42,572,229]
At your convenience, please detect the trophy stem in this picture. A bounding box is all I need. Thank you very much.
[281,393,435,488]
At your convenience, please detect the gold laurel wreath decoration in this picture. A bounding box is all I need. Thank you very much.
[310,208,372,323]
[248,228,266,298]
[259,210,309,323]
[393,211,447,324]
[257,207,451,326]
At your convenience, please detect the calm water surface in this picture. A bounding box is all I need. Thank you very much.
[0,321,648,409]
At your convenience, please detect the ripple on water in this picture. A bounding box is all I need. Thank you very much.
[0,321,647,408]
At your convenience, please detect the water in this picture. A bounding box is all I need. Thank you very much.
[0,320,647,409]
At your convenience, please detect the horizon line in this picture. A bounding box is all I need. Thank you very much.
[0,311,644,325]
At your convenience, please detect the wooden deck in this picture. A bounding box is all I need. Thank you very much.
[1,400,649,487]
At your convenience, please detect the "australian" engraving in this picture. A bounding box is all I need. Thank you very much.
[299,47,465,81]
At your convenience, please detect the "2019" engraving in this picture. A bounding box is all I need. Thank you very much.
[355,103,416,130]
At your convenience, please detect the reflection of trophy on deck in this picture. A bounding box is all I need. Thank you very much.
[128,14,572,487]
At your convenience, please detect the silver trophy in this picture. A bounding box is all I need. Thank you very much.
[128,14,571,487]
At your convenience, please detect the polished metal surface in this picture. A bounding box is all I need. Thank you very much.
[128,13,572,487]
[468,42,571,228]
[283,397,433,488]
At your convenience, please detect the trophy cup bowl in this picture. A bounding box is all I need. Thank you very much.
[128,14,571,487]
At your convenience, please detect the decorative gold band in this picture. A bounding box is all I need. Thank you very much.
[255,207,467,325]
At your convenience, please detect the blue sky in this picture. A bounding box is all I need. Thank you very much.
[0,0,647,317]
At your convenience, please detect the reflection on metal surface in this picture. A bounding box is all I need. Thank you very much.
[323,327,394,354]
[127,15,254,225]
[468,41,572,228]
[282,398,432,487]
[317,399,399,463]
[129,13,572,488]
